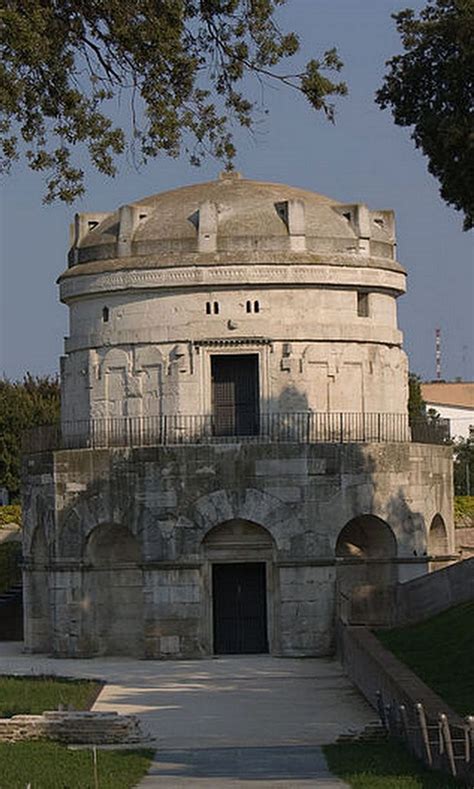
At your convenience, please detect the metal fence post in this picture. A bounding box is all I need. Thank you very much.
[439,713,457,777]
[416,703,432,767]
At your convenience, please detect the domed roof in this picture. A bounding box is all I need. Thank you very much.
[63,173,401,277]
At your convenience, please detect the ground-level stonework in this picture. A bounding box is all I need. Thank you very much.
[22,442,454,659]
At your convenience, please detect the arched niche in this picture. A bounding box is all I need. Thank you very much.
[428,514,449,557]
[25,524,50,652]
[85,523,141,565]
[336,515,397,560]
[83,524,143,656]
[335,514,397,596]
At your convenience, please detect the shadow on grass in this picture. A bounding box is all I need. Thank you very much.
[323,740,462,788]
[0,674,104,717]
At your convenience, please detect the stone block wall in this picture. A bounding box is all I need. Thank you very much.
[22,441,454,659]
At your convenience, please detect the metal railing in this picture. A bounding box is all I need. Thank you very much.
[22,412,450,453]
[376,690,474,783]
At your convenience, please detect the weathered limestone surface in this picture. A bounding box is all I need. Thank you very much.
[22,441,453,659]
[0,710,145,744]
[22,175,455,660]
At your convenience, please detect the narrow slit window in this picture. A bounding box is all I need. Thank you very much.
[254,300,260,313]
[246,300,251,313]
[206,301,211,315]
[102,306,109,323]
[213,301,219,314]
[357,292,369,317]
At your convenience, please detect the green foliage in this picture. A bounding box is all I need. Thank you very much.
[453,438,474,496]
[0,504,21,527]
[0,741,153,789]
[454,495,474,524]
[0,1,347,203]
[324,740,461,787]
[0,374,60,498]
[0,675,102,717]
[377,0,474,230]
[376,601,474,716]
[0,542,22,595]
[407,373,426,424]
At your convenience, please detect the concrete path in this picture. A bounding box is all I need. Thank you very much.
[0,644,374,786]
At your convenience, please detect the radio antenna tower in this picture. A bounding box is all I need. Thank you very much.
[435,328,441,380]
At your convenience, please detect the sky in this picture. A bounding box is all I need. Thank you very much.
[0,0,472,383]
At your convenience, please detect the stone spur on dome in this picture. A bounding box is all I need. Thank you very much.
[22,174,454,659]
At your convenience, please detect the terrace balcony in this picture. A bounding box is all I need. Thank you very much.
[22,412,450,454]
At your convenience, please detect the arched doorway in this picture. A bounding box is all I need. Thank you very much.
[84,524,143,656]
[335,514,398,597]
[203,519,274,655]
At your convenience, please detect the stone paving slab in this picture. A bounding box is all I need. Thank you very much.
[139,746,350,788]
[0,645,370,786]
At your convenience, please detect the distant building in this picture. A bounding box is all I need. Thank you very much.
[421,382,474,440]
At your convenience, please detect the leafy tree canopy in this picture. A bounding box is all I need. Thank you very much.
[0,0,346,203]
[407,372,426,423]
[376,0,474,230]
[0,374,60,499]
[453,438,474,496]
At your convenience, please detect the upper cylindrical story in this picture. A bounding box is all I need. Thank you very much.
[58,173,408,424]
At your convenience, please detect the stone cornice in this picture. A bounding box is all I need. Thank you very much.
[59,263,406,302]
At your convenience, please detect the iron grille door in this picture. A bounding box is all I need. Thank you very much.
[211,354,259,436]
[212,562,268,654]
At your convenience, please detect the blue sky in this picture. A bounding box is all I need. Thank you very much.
[1,0,472,382]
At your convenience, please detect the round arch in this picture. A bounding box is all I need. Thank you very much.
[202,518,276,656]
[83,523,143,656]
[335,514,398,595]
[191,487,302,552]
[85,523,141,565]
[202,518,274,556]
[336,514,397,559]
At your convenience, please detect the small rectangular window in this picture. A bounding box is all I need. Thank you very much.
[102,306,109,323]
[357,292,369,317]
[213,301,219,314]
[246,300,251,313]
[254,300,260,313]
[206,302,211,315]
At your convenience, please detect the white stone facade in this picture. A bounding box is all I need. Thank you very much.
[59,174,408,425]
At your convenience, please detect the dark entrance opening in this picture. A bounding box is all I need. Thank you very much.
[211,354,259,436]
[212,562,268,654]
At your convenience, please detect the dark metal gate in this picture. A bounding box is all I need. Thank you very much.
[211,354,259,436]
[212,563,268,654]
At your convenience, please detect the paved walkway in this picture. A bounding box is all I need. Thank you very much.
[0,644,375,786]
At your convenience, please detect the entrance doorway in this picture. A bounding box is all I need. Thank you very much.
[212,562,268,654]
[211,354,259,436]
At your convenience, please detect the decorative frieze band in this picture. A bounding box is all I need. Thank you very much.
[59,263,406,301]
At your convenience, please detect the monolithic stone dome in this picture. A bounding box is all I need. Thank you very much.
[63,172,402,275]
[59,172,408,426]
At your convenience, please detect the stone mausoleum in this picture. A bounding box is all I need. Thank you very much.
[22,173,454,658]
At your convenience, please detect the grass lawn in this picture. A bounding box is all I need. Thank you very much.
[0,675,103,717]
[375,600,474,717]
[0,741,154,789]
[323,740,462,788]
